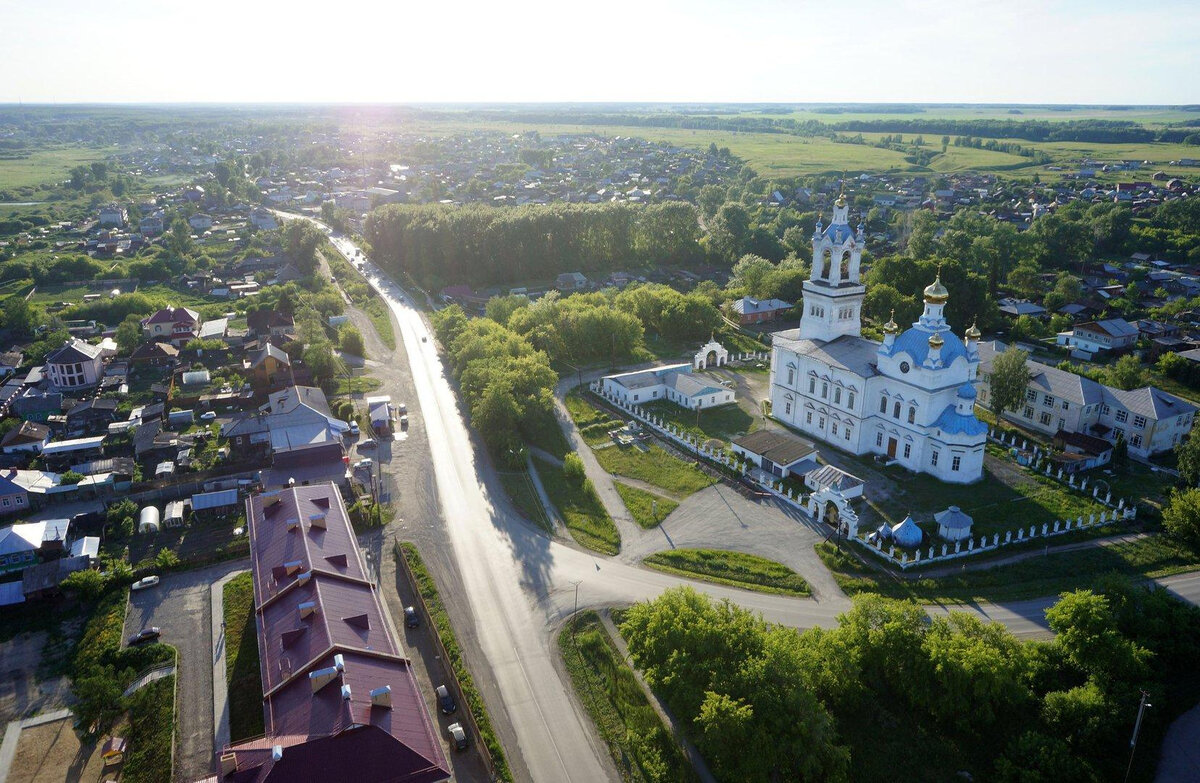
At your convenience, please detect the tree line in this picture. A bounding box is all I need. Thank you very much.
[621,582,1200,782]
[365,202,704,290]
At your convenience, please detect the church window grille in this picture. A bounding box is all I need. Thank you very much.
[847,392,855,409]
[903,443,911,459]
[818,416,826,429]
[806,411,813,424]
[834,388,842,405]
[785,402,792,416]
[787,368,794,385]
[844,427,852,441]
[931,450,939,466]
[876,432,883,447]
[951,455,961,472]
[809,378,816,394]
[907,407,916,424]
[821,382,828,398]
[880,397,887,414]
[893,402,901,419]
[831,423,838,436]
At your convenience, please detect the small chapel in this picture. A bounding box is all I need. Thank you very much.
[768,192,987,483]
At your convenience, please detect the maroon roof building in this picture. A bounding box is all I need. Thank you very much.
[214,483,449,783]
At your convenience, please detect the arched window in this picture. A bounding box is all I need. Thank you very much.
[839,251,851,281]
[879,397,887,414]
[893,401,901,419]
[821,248,833,280]
[908,407,916,424]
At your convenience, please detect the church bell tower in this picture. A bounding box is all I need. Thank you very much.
[798,185,866,343]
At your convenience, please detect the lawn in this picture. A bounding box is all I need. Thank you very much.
[565,390,623,445]
[815,534,1200,603]
[641,399,756,444]
[121,675,175,783]
[558,611,698,783]
[593,442,713,497]
[844,451,1107,538]
[614,482,679,529]
[332,374,384,396]
[643,549,811,596]
[534,455,621,554]
[498,470,552,532]
[223,572,264,743]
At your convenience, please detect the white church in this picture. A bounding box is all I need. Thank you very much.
[768,194,987,483]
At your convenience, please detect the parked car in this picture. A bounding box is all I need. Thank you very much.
[396,403,408,416]
[447,722,468,751]
[131,575,160,591]
[404,606,419,628]
[358,438,377,450]
[128,627,161,646]
[200,411,217,421]
[436,684,456,714]
[354,458,373,470]
[348,421,359,436]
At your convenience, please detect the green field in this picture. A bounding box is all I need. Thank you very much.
[643,548,811,596]
[416,117,1200,178]
[0,146,116,191]
[641,399,756,444]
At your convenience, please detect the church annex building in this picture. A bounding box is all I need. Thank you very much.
[768,195,988,484]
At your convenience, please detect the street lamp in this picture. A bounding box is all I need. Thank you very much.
[569,579,582,635]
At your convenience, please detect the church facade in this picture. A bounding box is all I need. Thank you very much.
[767,195,987,484]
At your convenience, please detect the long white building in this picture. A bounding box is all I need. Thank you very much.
[768,196,987,483]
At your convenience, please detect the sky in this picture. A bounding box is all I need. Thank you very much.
[1,0,1197,104]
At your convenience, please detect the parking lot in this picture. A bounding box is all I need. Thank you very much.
[123,559,247,783]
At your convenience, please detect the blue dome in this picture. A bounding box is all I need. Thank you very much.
[822,223,855,245]
[876,523,893,541]
[957,382,978,400]
[887,327,968,368]
[933,404,989,437]
[891,515,923,548]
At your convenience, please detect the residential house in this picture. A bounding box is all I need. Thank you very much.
[0,422,50,455]
[141,306,202,347]
[977,341,1196,457]
[138,213,164,236]
[216,483,450,782]
[1056,318,1139,359]
[246,309,296,340]
[248,343,292,389]
[555,271,588,291]
[0,350,25,378]
[188,213,214,231]
[1050,430,1114,474]
[263,386,349,467]
[997,298,1047,319]
[129,341,180,366]
[44,339,105,391]
[0,518,69,570]
[731,430,818,479]
[42,436,106,469]
[98,205,127,228]
[11,388,63,423]
[65,398,119,436]
[600,363,736,410]
[221,413,271,461]
[731,296,794,325]
[249,208,277,230]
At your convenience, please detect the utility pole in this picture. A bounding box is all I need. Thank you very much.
[569,579,582,635]
[1124,689,1152,783]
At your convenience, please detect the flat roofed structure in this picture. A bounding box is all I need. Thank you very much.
[221,483,449,783]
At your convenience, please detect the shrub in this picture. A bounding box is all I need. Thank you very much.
[563,453,586,486]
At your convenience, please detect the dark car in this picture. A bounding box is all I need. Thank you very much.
[404,606,420,628]
[128,627,161,646]
[436,684,456,714]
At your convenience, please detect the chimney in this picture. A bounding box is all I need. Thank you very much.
[309,666,338,693]
[333,653,345,673]
[220,753,238,775]
[271,745,283,762]
[298,601,317,620]
[284,560,302,575]
[296,571,311,586]
[285,518,299,532]
[341,684,352,701]
[308,513,326,530]
[370,685,392,709]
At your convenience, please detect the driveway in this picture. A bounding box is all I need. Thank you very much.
[124,559,248,782]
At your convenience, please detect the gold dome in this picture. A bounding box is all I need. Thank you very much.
[923,266,949,304]
[883,309,900,334]
[965,317,981,340]
[928,332,945,348]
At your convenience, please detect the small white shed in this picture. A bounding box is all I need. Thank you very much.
[138,505,161,534]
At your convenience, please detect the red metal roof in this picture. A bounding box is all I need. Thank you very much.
[225,483,448,783]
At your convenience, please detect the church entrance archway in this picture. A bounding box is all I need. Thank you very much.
[706,350,717,367]
[824,500,840,528]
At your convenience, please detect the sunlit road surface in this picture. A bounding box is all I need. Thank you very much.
[307,221,1200,782]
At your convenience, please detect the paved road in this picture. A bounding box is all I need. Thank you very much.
[320,222,1200,783]
[124,560,248,782]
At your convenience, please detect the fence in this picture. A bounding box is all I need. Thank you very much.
[587,383,1139,572]
[987,427,1124,508]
